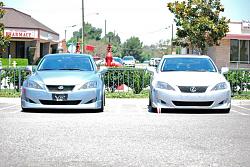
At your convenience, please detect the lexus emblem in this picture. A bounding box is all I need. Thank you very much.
[58,85,64,90]
[190,86,197,93]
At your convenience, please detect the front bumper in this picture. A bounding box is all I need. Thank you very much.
[151,88,231,110]
[21,87,103,110]
[123,63,135,67]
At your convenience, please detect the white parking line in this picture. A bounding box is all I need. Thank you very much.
[231,109,249,116]
[234,105,250,111]
[0,105,19,111]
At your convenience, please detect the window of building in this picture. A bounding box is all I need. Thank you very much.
[16,41,25,58]
[249,41,250,63]
[240,40,248,63]
[230,39,250,64]
[230,39,239,62]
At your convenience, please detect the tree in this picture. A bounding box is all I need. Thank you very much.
[0,2,10,53]
[167,0,230,54]
[69,22,102,44]
[104,32,122,57]
[122,37,143,61]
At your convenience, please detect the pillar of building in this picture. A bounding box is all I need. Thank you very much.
[32,40,40,64]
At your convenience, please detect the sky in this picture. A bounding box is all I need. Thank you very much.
[2,0,250,46]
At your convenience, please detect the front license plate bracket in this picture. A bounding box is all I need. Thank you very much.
[52,94,68,101]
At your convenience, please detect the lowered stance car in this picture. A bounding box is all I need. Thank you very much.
[123,56,136,67]
[148,55,231,113]
[21,54,106,112]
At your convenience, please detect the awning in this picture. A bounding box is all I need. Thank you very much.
[224,34,250,40]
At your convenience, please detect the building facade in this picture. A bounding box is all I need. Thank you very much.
[0,8,59,64]
[208,21,250,69]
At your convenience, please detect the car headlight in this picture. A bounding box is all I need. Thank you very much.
[211,82,228,91]
[80,81,97,89]
[156,81,175,91]
[27,80,43,90]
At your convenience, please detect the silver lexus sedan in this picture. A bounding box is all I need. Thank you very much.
[21,54,106,112]
[148,55,231,113]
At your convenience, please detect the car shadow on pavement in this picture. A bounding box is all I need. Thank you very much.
[147,106,229,114]
[21,109,103,114]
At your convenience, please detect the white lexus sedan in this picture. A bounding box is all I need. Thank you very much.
[148,55,231,113]
[21,54,106,112]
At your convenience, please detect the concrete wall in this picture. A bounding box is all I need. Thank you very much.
[208,39,231,69]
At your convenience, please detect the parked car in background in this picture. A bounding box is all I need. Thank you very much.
[112,57,123,67]
[148,55,231,113]
[149,58,161,67]
[123,56,136,67]
[21,53,106,112]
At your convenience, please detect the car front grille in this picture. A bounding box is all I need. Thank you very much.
[40,100,81,105]
[46,85,75,92]
[178,86,208,93]
[172,101,213,106]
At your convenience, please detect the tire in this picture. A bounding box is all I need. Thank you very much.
[21,108,32,112]
[96,95,104,112]
[149,95,157,113]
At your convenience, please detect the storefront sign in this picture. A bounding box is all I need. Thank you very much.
[4,29,38,38]
[242,21,250,31]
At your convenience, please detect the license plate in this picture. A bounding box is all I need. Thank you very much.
[52,94,68,101]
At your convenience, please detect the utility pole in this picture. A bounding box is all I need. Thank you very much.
[105,19,107,42]
[81,0,85,53]
[171,24,173,54]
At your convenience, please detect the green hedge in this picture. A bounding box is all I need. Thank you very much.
[225,70,250,95]
[104,68,151,94]
[0,58,28,67]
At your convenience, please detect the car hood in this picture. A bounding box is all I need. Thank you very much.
[155,71,227,86]
[33,71,97,85]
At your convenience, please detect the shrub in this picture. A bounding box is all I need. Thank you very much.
[104,68,151,94]
[0,58,29,67]
[225,70,250,94]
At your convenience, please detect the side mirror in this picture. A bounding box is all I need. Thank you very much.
[25,65,33,74]
[147,66,156,74]
[98,66,108,74]
[221,67,229,74]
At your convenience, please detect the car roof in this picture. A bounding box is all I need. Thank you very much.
[44,53,92,58]
[162,54,210,59]
[123,56,134,58]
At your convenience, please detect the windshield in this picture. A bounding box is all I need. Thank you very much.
[123,56,134,61]
[37,55,94,71]
[161,57,217,72]
[113,57,123,64]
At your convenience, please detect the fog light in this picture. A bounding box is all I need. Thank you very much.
[161,100,166,104]
[26,98,36,104]
[85,97,97,104]
[219,98,229,105]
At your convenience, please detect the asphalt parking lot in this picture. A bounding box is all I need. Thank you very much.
[1,98,250,167]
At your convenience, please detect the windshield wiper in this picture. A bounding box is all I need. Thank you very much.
[58,68,82,71]
[38,69,54,71]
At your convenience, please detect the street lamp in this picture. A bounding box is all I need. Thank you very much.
[65,24,77,41]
